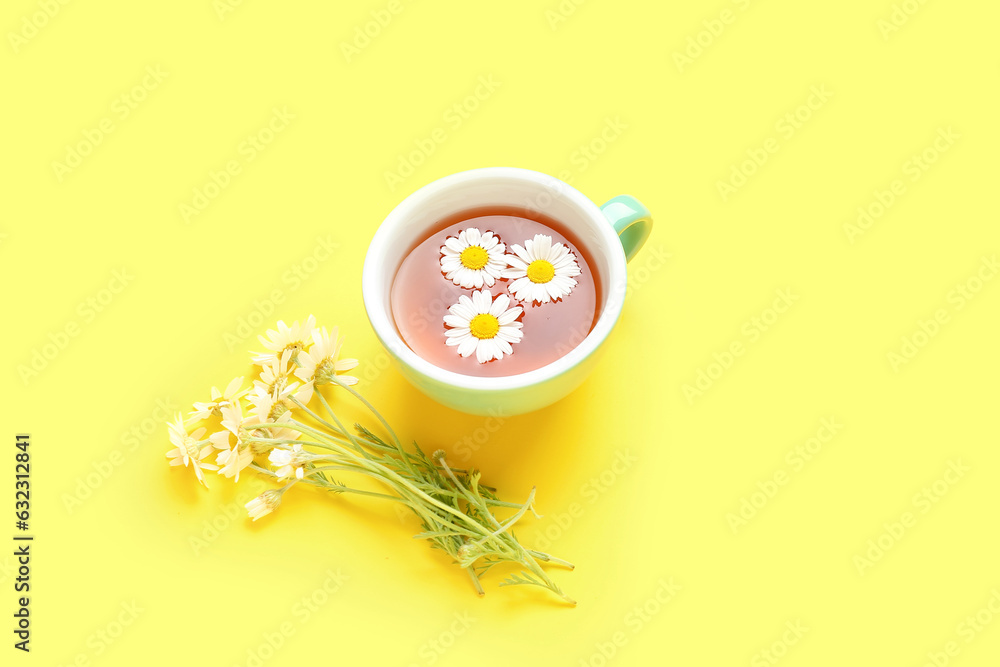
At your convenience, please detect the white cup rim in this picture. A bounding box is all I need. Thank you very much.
[362,167,627,392]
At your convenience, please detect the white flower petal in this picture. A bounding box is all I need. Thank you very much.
[457,337,478,358]
[553,275,577,291]
[472,289,491,313]
[505,256,527,271]
[475,339,493,363]
[498,326,523,342]
[531,284,549,303]
[209,431,231,449]
[460,271,478,289]
[495,338,513,356]
[334,358,359,371]
[552,255,575,270]
[269,450,291,466]
[509,276,530,292]
[450,302,475,321]
[224,376,243,398]
[490,293,510,316]
[446,332,471,346]
[534,235,551,257]
[497,307,522,325]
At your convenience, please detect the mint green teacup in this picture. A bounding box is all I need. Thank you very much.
[362,167,652,415]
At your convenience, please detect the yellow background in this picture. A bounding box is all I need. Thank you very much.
[2,0,998,665]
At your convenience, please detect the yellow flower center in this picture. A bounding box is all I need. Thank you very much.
[282,342,304,363]
[314,357,335,385]
[469,313,500,340]
[183,439,200,459]
[526,259,555,283]
[268,402,289,422]
[460,246,489,270]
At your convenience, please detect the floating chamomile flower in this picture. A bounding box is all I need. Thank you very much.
[253,316,317,365]
[440,228,507,289]
[444,289,523,364]
[502,234,581,304]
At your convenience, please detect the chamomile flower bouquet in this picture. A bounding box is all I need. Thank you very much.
[166,316,574,604]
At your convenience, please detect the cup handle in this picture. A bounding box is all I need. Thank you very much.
[600,195,653,263]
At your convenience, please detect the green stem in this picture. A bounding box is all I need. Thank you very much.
[241,384,574,603]
[327,376,405,454]
[294,395,374,461]
[527,550,575,570]
[473,487,536,548]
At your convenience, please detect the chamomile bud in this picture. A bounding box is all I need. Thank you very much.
[245,489,283,521]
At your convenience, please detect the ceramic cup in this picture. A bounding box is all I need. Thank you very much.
[362,167,652,415]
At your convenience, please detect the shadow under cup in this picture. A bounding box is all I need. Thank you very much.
[363,168,635,416]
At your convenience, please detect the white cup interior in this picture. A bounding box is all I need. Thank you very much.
[363,167,627,391]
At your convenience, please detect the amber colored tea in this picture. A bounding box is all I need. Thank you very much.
[390,207,600,377]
